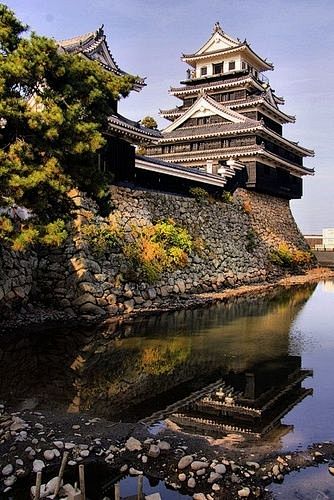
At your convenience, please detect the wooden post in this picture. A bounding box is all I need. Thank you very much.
[54,450,69,497]
[79,464,86,500]
[34,471,42,500]
[114,482,121,500]
[137,475,143,500]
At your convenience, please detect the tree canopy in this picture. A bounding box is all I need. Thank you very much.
[140,116,158,130]
[0,4,136,250]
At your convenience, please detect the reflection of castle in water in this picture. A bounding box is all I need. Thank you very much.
[162,356,313,440]
[0,284,316,431]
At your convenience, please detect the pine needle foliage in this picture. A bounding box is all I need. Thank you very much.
[0,4,136,249]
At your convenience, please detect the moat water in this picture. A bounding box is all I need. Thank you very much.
[1,280,334,498]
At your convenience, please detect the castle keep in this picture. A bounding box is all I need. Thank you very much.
[146,22,314,199]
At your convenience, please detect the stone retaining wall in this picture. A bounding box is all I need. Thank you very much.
[0,246,38,316]
[0,186,311,319]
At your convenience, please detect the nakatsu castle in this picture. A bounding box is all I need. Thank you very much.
[146,22,314,199]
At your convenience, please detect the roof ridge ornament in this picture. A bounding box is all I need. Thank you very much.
[213,21,223,34]
[95,24,104,39]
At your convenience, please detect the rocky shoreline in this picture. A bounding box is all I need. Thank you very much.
[1,267,333,333]
[1,405,334,499]
[1,268,334,498]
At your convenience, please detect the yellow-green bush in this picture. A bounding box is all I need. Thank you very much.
[0,215,67,250]
[189,187,209,203]
[81,219,122,255]
[123,219,192,283]
[270,242,313,269]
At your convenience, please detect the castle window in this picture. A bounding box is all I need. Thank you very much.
[213,62,223,74]
[200,66,207,76]
[229,61,236,71]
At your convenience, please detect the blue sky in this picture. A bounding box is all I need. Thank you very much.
[5,0,334,234]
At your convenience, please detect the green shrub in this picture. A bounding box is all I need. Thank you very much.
[152,219,192,252]
[0,215,67,250]
[81,221,122,255]
[221,191,233,203]
[270,243,313,269]
[124,219,192,283]
[40,219,68,246]
[189,187,209,203]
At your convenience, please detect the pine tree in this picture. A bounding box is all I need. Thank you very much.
[0,4,135,249]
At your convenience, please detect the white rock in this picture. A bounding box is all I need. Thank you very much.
[238,487,251,498]
[30,484,48,498]
[53,441,64,449]
[142,455,148,464]
[272,464,280,476]
[148,445,160,458]
[44,450,55,461]
[10,421,27,432]
[145,494,162,500]
[178,473,186,482]
[16,459,24,467]
[214,464,226,474]
[328,466,334,475]
[33,460,45,473]
[16,469,25,477]
[2,464,14,476]
[191,461,209,471]
[45,476,62,495]
[196,469,206,476]
[53,449,60,458]
[80,450,89,458]
[68,460,77,466]
[35,423,44,430]
[178,455,193,469]
[158,441,171,451]
[212,483,220,491]
[72,424,80,430]
[187,477,196,488]
[125,437,142,452]
[129,467,143,476]
[193,494,206,500]
[62,483,77,495]
[207,472,222,484]
[246,461,260,469]
[4,476,16,487]
[65,442,75,450]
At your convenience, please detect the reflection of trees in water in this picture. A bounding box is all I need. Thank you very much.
[0,283,316,419]
[77,284,316,419]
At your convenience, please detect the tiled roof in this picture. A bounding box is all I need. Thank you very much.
[182,43,243,59]
[152,144,261,161]
[135,155,229,187]
[161,121,260,141]
[136,154,221,179]
[182,44,273,71]
[170,74,257,94]
[58,27,145,88]
[108,113,161,140]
